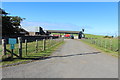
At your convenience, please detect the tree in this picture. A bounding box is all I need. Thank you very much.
[1,8,26,36]
[0,8,8,16]
[10,16,25,28]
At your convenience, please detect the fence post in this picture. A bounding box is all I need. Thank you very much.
[36,39,38,53]
[96,39,97,45]
[50,37,53,47]
[100,39,102,47]
[48,39,51,48]
[18,37,22,59]
[93,39,95,44]
[97,40,99,46]
[2,39,6,55]
[43,39,46,51]
[90,38,92,44]
[98,40,100,47]
[11,48,13,60]
[105,40,106,49]
[95,39,96,45]
[25,39,27,55]
[110,39,112,50]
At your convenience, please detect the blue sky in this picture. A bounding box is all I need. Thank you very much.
[2,2,118,36]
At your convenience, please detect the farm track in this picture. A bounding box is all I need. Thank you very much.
[2,39,118,78]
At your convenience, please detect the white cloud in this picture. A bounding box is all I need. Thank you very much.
[21,21,84,32]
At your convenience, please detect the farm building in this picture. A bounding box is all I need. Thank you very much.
[28,27,50,36]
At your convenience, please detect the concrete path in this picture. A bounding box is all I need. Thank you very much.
[2,39,118,78]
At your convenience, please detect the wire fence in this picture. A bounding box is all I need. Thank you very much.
[82,38,118,52]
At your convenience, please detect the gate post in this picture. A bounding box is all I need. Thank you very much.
[25,39,27,55]
[18,37,22,59]
[43,39,46,51]
[2,39,6,55]
[36,39,38,53]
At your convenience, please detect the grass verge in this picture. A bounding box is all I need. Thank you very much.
[80,39,118,57]
[1,41,65,67]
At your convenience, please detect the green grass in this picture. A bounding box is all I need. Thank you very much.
[81,34,118,57]
[85,34,104,38]
[1,38,64,67]
[81,39,118,57]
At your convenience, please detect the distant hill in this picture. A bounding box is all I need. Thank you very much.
[85,34,104,38]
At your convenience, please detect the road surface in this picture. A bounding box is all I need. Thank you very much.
[2,39,118,78]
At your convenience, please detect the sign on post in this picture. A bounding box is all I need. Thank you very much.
[8,38,17,60]
[9,38,17,49]
[9,38,17,44]
[10,44,15,49]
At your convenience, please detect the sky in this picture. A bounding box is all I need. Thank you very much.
[2,2,118,36]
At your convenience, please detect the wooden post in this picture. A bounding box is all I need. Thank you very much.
[91,38,92,44]
[96,39,98,45]
[95,39,96,45]
[11,49,13,60]
[101,39,102,47]
[50,37,53,47]
[98,40,101,47]
[93,39,94,44]
[43,39,46,51]
[2,39,6,55]
[18,37,22,59]
[110,39,112,50]
[94,39,95,44]
[49,39,51,48]
[25,39,27,55]
[105,40,106,49]
[36,39,38,53]
[97,40,99,46]
[49,39,50,48]
[48,39,51,48]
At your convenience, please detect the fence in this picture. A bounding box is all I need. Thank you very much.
[82,38,118,52]
[1,37,64,60]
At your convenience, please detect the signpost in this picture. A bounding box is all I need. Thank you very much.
[8,38,17,60]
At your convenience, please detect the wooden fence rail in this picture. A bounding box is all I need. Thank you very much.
[1,37,64,60]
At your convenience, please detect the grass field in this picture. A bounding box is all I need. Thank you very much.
[1,38,64,66]
[81,34,118,56]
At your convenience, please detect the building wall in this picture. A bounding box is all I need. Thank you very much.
[29,32,36,36]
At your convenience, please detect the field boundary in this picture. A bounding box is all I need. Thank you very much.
[80,39,118,57]
[1,41,65,68]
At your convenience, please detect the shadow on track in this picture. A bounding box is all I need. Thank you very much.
[2,52,101,61]
[47,51,101,59]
